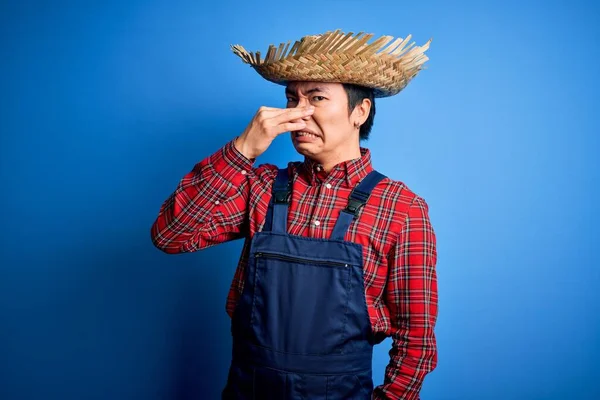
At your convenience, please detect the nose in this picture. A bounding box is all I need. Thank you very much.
[291,97,312,123]
[291,113,312,124]
[296,97,310,108]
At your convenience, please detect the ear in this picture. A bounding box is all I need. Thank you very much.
[352,98,372,127]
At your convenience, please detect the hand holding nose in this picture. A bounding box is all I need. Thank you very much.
[235,105,315,159]
[291,105,314,124]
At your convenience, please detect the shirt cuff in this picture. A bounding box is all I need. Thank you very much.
[210,137,255,186]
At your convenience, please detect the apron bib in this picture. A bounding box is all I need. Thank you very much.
[223,167,386,399]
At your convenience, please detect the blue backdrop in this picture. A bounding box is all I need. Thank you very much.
[1,1,598,399]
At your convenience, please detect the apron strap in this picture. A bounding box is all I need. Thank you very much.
[330,170,387,241]
[262,167,291,233]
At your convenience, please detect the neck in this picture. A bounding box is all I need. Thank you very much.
[309,145,362,173]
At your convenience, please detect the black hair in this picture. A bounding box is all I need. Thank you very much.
[342,83,376,140]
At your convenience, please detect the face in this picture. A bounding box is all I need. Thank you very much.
[285,81,369,162]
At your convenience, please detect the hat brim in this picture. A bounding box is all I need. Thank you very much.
[232,30,432,98]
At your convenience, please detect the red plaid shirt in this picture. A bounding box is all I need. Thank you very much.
[151,137,438,399]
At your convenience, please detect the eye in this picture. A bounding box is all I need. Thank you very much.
[286,97,297,103]
[312,96,325,101]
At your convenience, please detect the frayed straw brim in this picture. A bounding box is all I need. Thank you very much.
[231,29,432,98]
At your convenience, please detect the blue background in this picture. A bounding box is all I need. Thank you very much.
[1,1,598,399]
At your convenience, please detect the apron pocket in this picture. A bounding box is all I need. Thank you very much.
[253,366,290,400]
[326,370,373,399]
[251,252,352,355]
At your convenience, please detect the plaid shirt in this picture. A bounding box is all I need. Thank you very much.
[150,137,438,399]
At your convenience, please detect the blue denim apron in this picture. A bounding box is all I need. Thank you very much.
[223,167,386,399]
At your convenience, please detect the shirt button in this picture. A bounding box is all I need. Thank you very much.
[314,220,321,226]
[316,166,322,172]
[241,170,247,175]
[215,200,220,205]
[325,183,332,189]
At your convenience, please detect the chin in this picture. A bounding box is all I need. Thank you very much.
[292,141,317,154]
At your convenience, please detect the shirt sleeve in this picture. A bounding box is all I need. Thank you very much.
[373,195,439,400]
[150,137,266,253]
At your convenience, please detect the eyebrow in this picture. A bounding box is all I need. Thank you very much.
[285,86,330,96]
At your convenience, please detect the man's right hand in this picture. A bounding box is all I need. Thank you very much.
[234,106,314,160]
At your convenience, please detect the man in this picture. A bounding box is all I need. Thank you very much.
[151,30,437,399]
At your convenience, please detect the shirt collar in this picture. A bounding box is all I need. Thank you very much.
[300,147,373,188]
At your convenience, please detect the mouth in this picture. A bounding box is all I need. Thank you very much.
[293,130,320,139]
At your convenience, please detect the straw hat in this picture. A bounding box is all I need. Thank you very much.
[231,29,432,98]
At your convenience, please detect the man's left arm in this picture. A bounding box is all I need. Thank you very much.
[372,196,439,400]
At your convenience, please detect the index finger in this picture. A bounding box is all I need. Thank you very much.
[260,105,313,117]
[270,107,314,124]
